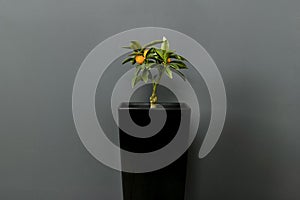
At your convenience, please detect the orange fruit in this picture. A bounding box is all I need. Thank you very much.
[143,49,149,57]
[135,55,145,64]
[167,58,171,63]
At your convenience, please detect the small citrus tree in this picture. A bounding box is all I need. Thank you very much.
[122,37,188,107]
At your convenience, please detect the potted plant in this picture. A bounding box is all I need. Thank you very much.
[119,37,191,200]
[122,37,189,108]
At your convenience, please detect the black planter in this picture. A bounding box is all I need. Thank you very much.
[118,102,191,200]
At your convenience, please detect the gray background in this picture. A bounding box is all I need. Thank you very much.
[1,0,299,199]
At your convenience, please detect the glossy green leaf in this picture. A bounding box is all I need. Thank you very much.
[155,49,164,60]
[134,66,142,76]
[169,67,186,81]
[141,70,149,83]
[143,40,163,49]
[132,76,142,88]
[144,47,155,58]
[146,63,159,69]
[129,52,143,56]
[147,60,156,63]
[169,63,179,70]
[175,55,187,61]
[170,60,187,68]
[130,41,142,50]
[148,71,152,81]
[122,57,134,65]
[131,59,136,65]
[169,54,187,61]
[161,36,169,51]
[140,63,146,69]
[165,66,173,79]
[122,46,133,49]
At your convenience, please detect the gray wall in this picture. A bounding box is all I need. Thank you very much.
[1,0,300,199]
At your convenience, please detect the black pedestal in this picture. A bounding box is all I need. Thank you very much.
[118,102,191,200]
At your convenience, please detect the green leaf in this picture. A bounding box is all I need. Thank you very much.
[161,36,169,51]
[147,60,156,63]
[166,49,175,54]
[122,46,133,49]
[141,70,149,83]
[170,60,187,68]
[155,49,164,60]
[165,66,173,79]
[169,67,186,81]
[122,57,134,65]
[145,54,155,59]
[145,63,159,69]
[148,71,152,81]
[169,63,179,70]
[132,76,142,88]
[144,47,155,58]
[139,63,146,69]
[129,52,142,56]
[134,66,142,76]
[131,59,136,65]
[143,40,164,49]
[147,54,160,61]
[152,64,163,72]
[169,54,187,61]
[170,60,185,64]
[168,54,177,59]
[163,52,169,63]
[130,41,142,50]
[154,56,163,61]
[176,55,187,61]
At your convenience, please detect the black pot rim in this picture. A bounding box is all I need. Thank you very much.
[119,102,190,110]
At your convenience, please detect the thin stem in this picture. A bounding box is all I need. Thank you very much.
[152,82,157,95]
[150,65,165,107]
